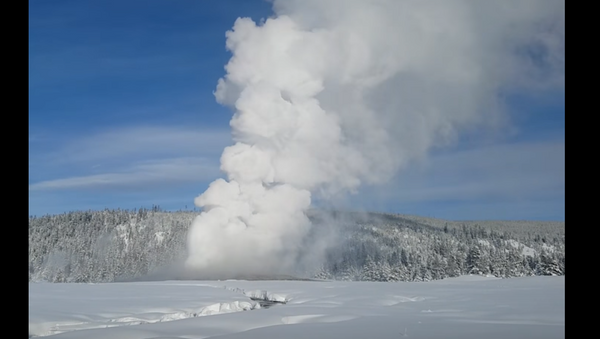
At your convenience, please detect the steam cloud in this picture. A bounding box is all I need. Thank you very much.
[185,0,564,278]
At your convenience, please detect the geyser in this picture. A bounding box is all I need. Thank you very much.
[185,0,564,278]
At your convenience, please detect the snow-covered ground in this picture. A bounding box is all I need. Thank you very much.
[29,275,564,339]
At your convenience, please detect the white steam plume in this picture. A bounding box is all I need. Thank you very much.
[185,0,564,277]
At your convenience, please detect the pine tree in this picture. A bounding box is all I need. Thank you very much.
[361,255,379,281]
[537,252,563,276]
[466,246,483,275]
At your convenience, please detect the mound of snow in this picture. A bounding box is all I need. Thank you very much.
[244,290,288,303]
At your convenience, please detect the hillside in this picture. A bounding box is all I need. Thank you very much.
[29,208,564,283]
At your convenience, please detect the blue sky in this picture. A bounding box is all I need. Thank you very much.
[29,0,564,221]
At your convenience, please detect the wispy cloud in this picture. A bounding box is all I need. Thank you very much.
[400,140,564,201]
[29,157,221,191]
[34,125,230,164]
[29,125,231,192]
[348,138,564,220]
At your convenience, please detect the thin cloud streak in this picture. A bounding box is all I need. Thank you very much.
[47,125,231,165]
[29,157,221,191]
[350,139,564,215]
[29,125,231,175]
[29,125,231,192]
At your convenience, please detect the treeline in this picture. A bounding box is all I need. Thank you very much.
[29,208,564,283]
[29,207,194,283]
[312,211,565,281]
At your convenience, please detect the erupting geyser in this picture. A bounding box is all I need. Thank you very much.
[185,0,564,278]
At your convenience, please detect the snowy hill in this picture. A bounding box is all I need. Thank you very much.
[29,208,565,283]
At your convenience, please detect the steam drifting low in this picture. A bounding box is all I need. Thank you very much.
[185,0,564,278]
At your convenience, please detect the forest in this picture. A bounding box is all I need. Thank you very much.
[29,207,565,283]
